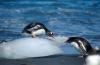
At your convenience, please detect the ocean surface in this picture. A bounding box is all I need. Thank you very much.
[0,0,100,65]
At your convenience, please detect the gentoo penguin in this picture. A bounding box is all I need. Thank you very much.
[22,22,53,37]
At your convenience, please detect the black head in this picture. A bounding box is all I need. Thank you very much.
[22,22,53,37]
[67,37,93,55]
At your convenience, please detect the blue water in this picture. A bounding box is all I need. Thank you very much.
[0,0,100,55]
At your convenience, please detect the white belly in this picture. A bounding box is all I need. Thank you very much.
[86,55,100,65]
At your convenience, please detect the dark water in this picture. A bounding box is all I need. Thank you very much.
[0,55,84,65]
[0,0,100,65]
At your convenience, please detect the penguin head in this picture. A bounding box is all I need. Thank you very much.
[66,37,93,55]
